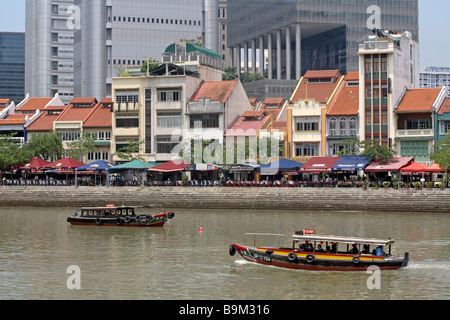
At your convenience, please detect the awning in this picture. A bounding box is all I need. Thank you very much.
[76,160,116,172]
[226,163,259,173]
[108,160,161,173]
[424,163,445,173]
[332,156,371,173]
[43,158,85,170]
[400,162,426,173]
[148,160,190,173]
[21,158,50,170]
[184,163,221,171]
[257,158,304,175]
[299,157,340,174]
[364,157,414,173]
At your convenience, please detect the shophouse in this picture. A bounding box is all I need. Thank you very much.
[286,70,344,162]
[326,72,360,156]
[394,87,446,162]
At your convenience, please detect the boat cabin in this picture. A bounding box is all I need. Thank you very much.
[291,229,394,257]
[77,206,138,217]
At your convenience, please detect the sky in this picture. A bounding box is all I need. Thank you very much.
[0,0,449,71]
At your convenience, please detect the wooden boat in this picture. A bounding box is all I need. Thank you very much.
[229,229,409,271]
[67,205,174,227]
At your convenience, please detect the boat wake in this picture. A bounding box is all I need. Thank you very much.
[406,261,450,271]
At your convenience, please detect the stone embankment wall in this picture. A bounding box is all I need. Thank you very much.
[1,186,449,213]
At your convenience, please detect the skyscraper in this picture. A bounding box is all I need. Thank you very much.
[0,32,25,103]
[227,0,419,80]
[25,0,75,104]
[74,0,220,100]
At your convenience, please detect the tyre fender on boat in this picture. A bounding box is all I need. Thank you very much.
[135,215,141,222]
[229,245,236,256]
[287,252,297,262]
[115,217,123,225]
[352,256,361,264]
[95,217,102,225]
[124,216,131,223]
[306,254,316,263]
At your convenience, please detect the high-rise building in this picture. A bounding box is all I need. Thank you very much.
[420,67,450,93]
[358,30,419,146]
[25,0,75,104]
[74,0,220,100]
[227,0,419,99]
[0,32,25,103]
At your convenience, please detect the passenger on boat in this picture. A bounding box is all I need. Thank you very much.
[330,243,338,253]
[349,243,359,254]
[361,244,370,254]
[316,244,325,253]
[326,245,331,253]
[298,244,306,251]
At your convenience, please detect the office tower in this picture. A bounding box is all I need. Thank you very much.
[227,0,418,99]
[25,0,75,104]
[358,30,419,146]
[421,67,450,93]
[74,0,220,100]
[0,32,25,103]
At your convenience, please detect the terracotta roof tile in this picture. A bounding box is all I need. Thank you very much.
[0,114,27,125]
[304,70,341,80]
[26,113,59,131]
[17,98,53,112]
[0,99,10,105]
[70,97,97,105]
[190,80,238,104]
[438,98,450,114]
[396,88,441,112]
[225,114,272,136]
[84,103,112,128]
[327,74,359,116]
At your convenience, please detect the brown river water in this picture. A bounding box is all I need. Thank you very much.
[0,207,449,300]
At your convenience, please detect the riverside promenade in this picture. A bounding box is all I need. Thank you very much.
[1,186,449,213]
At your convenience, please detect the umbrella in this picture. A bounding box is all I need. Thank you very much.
[257,158,304,175]
[184,163,221,171]
[109,160,160,172]
[400,162,426,173]
[21,158,50,170]
[148,160,190,173]
[43,158,85,171]
[76,160,115,172]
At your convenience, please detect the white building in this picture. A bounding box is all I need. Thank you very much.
[74,0,220,100]
[420,67,450,94]
[358,30,420,146]
[25,0,75,104]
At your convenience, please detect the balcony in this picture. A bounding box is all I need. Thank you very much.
[396,129,434,138]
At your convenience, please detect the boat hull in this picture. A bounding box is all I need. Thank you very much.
[230,244,408,271]
[67,213,173,228]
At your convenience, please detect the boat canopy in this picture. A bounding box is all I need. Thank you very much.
[292,233,394,247]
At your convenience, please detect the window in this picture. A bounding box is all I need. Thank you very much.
[116,93,139,103]
[406,119,430,130]
[440,120,450,134]
[350,117,357,136]
[296,117,319,131]
[60,130,80,142]
[295,143,319,157]
[158,90,182,102]
[190,114,219,128]
[116,118,139,128]
[339,118,347,136]
[157,112,182,128]
[157,136,182,154]
[329,118,336,136]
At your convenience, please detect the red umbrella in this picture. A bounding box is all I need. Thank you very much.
[21,158,50,170]
[400,162,426,173]
[425,163,444,173]
[148,160,190,173]
[43,158,85,171]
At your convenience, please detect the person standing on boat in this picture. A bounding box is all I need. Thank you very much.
[349,243,359,254]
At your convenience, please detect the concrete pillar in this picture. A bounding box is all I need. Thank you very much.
[236,44,241,77]
[277,29,282,80]
[259,35,265,76]
[251,38,256,74]
[296,23,302,80]
[268,33,273,80]
[244,41,249,73]
[286,26,291,80]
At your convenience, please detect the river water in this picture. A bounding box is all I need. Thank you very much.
[0,206,449,300]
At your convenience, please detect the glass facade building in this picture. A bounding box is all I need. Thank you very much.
[227,0,419,79]
[0,32,25,103]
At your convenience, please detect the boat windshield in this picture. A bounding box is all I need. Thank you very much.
[244,233,286,248]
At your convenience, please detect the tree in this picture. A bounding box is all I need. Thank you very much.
[67,133,97,162]
[431,134,450,187]
[141,58,160,74]
[0,133,31,176]
[23,131,64,162]
[240,72,264,83]
[222,66,238,81]
[337,139,396,164]
[360,140,396,164]
[113,140,145,162]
